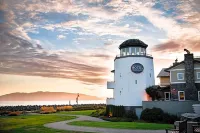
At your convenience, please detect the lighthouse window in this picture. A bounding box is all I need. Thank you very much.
[125,48,130,55]
[122,48,126,56]
[131,47,136,55]
[135,80,137,84]
[141,48,145,55]
[120,49,123,56]
[136,47,139,55]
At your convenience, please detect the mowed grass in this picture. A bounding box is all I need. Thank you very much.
[69,121,174,130]
[56,110,95,116]
[0,115,87,133]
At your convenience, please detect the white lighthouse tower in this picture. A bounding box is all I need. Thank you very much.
[107,39,155,108]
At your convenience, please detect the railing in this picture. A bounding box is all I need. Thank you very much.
[194,56,200,59]
[159,82,170,86]
[116,54,152,58]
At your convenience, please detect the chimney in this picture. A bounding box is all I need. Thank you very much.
[173,59,178,66]
[184,50,197,100]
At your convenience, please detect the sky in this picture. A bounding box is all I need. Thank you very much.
[0,0,200,98]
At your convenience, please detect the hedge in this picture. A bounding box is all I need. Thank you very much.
[141,107,179,124]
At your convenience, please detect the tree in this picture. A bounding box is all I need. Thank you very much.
[145,85,161,101]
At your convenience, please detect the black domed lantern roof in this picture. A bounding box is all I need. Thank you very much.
[119,39,148,49]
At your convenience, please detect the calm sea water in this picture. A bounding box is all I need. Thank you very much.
[0,100,106,106]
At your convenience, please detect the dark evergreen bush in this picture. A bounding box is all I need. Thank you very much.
[141,107,180,124]
[124,110,138,120]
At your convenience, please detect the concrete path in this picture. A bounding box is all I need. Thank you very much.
[44,115,166,133]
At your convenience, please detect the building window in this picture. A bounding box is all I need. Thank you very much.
[164,92,170,101]
[177,73,184,80]
[150,73,151,77]
[197,72,200,79]
[198,91,200,101]
[135,80,137,84]
[178,91,185,101]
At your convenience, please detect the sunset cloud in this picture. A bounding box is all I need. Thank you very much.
[0,32,111,85]
[0,0,200,96]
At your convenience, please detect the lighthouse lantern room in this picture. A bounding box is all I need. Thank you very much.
[107,39,155,107]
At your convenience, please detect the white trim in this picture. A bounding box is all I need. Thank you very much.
[164,92,170,101]
[178,91,185,101]
[171,82,186,84]
[177,73,184,80]
[197,72,200,79]
[170,71,172,83]
[198,91,200,101]
[172,81,200,83]
[169,68,200,72]
[170,69,185,71]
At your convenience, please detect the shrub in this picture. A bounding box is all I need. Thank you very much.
[0,111,11,116]
[105,105,125,117]
[141,108,179,124]
[100,116,133,122]
[56,106,73,111]
[90,109,106,117]
[72,104,105,111]
[124,110,138,120]
[40,106,56,114]
[8,111,22,116]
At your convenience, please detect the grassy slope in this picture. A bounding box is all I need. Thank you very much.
[0,115,87,133]
[69,121,173,130]
[56,110,95,116]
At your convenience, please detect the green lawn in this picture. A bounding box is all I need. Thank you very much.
[0,115,87,133]
[69,121,173,130]
[56,110,95,116]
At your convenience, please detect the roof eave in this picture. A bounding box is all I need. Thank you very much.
[164,61,184,72]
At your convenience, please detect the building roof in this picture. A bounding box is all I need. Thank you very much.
[165,60,200,72]
[157,68,170,77]
[119,39,148,49]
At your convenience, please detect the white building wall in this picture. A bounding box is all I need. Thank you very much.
[106,98,115,105]
[113,56,155,106]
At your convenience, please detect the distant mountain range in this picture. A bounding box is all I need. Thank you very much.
[0,92,103,101]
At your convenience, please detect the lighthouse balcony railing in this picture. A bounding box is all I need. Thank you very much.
[115,53,152,58]
[106,98,114,105]
[107,81,115,89]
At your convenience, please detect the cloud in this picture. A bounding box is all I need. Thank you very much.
[0,32,111,85]
[57,35,66,40]
[152,34,200,53]
[1,0,200,86]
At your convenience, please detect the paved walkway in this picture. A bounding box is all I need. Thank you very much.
[44,115,165,133]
